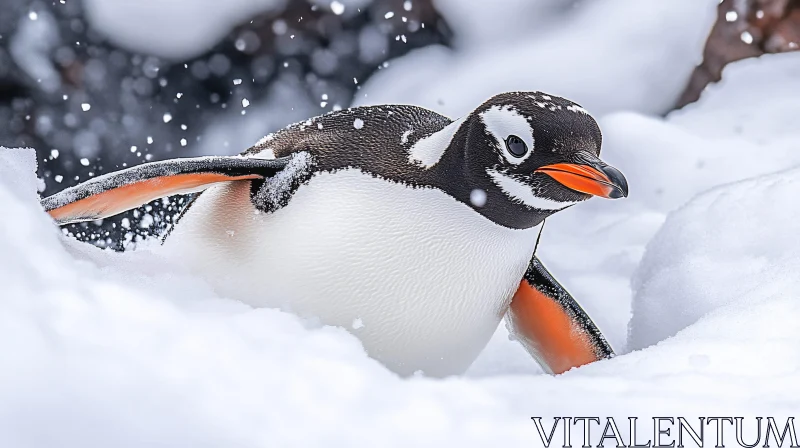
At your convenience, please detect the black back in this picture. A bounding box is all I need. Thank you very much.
[238,92,605,229]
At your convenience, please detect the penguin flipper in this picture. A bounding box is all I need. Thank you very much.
[506,256,614,374]
[41,156,289,225]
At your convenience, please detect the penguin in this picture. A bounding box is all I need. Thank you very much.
[41,92,628,377]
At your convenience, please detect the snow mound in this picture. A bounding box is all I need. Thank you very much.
[630,169,800,350]
[83,0,379,60]
[83,0,288,60]
[668,52,800,142]
[357,0,718,117]
[307,0,372,16]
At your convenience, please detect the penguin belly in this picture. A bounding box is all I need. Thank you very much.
[163,168,540,376]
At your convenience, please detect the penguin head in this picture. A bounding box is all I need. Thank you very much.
[448,91,628,229]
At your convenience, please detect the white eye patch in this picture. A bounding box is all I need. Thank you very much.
[479,105,535,165]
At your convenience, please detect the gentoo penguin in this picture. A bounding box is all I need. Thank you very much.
[41,92,628,377]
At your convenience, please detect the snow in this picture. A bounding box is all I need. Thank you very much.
[357,0,718,117]
[308,0,372,17]
[83,0,378,59]
[83,0,289,60]
[667,53,800,142]
[469,188,487,208]
[330,1,346,16]
[9,10,61,93]
[253,151,313,208]
[625,55,800,349]
[630,169,800,350]
[6,1,800,445]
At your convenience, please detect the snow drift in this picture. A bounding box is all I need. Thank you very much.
[631,168,800,351]
[83,0,289,59]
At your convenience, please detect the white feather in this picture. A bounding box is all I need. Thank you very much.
[407,117,464,168]
[486,168,578,211]
[163,169,541,377]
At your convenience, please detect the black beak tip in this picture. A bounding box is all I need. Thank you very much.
[601,165,629,199]
[608,188,625,199]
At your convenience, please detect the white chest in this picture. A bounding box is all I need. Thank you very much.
[162,169,540,376]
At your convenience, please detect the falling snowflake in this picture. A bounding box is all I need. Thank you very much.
[330,1,345,15]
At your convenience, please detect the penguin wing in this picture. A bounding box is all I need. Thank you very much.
[506,256,614,374]
[41,156,289,225]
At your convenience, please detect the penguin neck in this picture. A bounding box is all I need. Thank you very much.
[429,124,553,231]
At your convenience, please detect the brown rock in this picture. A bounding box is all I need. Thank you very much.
[675,0,800,109]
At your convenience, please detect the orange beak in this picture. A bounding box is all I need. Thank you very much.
[535,158,628,199]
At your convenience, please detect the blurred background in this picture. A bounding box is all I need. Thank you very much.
[1,0,798,249]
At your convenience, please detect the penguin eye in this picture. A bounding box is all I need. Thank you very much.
[505,135,528,158]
